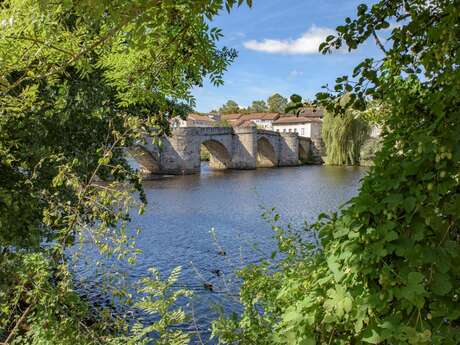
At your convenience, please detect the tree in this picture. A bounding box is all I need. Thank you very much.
[267,93,288,113]
[284,94,304,114]
[213,1,460,344]
[0,0,251,343]
[248,100,268,113]
[322,106,370,165]
[219,100,240,114]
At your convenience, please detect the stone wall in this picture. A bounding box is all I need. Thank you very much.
[231,127,257,169]
[279,133,299,166]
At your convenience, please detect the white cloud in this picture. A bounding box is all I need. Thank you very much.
[243,25,335,55]
[288,69,303,79]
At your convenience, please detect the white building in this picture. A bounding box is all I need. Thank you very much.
[272,108,324,138]
[272,117,311,136]
[241,113,280,129]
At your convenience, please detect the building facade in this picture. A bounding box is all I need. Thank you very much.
[272,118,314,136]
[272,108,324,138]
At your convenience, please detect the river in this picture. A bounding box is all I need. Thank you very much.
[75,163,366,342]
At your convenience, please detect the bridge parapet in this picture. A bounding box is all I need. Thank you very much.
[197,127,234,136]
[256,128,280,137]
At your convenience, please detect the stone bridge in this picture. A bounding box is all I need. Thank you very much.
[130,127,320,176]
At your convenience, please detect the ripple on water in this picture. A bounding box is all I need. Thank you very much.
[73,164,366,343]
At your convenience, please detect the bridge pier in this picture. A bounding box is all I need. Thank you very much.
[231,127,257,170]
[279,133,300,167]
[151,128,197,175]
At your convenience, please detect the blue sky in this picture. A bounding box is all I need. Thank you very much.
[192,0,382,112]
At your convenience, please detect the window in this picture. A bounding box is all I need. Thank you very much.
[301,128,305,135]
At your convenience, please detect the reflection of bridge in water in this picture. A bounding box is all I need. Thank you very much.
[130,127,322,177]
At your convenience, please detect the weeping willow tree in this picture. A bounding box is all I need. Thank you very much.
[322,109,370,165]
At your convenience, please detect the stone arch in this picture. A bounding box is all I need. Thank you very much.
[201,139,232,170]
[128,145,160,175]
[257,137,278,168]
[299,144,310,163]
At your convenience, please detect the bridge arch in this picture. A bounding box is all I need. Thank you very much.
[298,137,311,164]
[299,144,309,163]
[201,139,232,170]
[256,137,278,168]
[128,145,160,175]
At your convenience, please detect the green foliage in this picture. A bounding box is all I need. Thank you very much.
[359,101,389,126]
[285,94,304,114]
[0,253,191,345]
[360,138,383,167]
[219,94,288,115]
[0,0,251,343]
[248,100,268,113]
[219,100,240,114]
[0,252,104,345]
[212,1,460,344]
[322,107,370,166]
[111,267,192,345]
[200,146,211,161]
[267,93,288,113]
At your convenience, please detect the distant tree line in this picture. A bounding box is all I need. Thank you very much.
[212,93,307,114]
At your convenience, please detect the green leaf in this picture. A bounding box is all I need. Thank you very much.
[283,309,304,324]
[327,256,345,282]
[398,272,426,307]
[362,328,382,344]
[324,285,353,318]
[431,272,452,296]
[403,196,417,212]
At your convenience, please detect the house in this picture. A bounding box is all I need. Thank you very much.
[207,113,222,122]
[220,113,243,126]
[297,107,324,119]
[220,112,281,129]
[238,113,280,129]
[272,108,324,138]
[220,113,243,121]
[171,113,216,128]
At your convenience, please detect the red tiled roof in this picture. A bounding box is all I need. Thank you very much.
[238,113,265,121]
[221,113,243,120]
[226,118,243,126]
[187,113,215,122]
[230,119,255,127]
[273,116,322,125]
[240,120,256,127]
[297,107,324,118]
[235,112,281,121]
[262,113,281,120]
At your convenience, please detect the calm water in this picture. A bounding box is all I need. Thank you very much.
[76,164,365,342]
